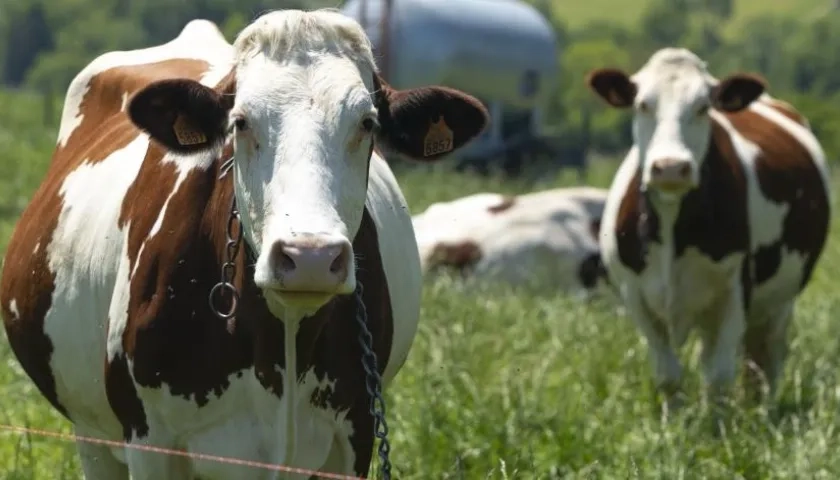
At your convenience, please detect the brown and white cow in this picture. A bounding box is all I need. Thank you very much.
[0,10,488,479]
[412,187,609,294]
[587,48,831,408]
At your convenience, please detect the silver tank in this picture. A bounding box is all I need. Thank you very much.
[341,0,559,110]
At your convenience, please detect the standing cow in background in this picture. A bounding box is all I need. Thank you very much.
[587,48,831,410]
[0,9,488,480]
[412,187,609,294]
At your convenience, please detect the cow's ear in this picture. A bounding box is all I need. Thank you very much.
[128,78,233,153]
[373,73,489,162]
[711,73,766,112]
[586,68,636,108]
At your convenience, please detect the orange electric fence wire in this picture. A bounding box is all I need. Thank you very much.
[0,424,373,479]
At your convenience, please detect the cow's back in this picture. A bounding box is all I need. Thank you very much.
[710,100,831,312]
[414,188,607,289]
[413,192,512,270]
[0,20,234,438]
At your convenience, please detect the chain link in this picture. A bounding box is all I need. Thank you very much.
[208,195,393,478]
[209,195,242,320]
[355,282,392,479]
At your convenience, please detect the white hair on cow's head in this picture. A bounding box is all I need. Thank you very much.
[639,48,707,73]
[632,47,718,86]
[232,9,376,73]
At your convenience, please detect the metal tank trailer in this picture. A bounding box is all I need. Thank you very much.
[341,0,572,177]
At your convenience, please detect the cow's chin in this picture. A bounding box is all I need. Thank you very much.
[262,289,336,320]
[646,183,693,204]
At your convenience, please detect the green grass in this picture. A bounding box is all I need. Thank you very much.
[551,0,831,38]
[2,156,840,479]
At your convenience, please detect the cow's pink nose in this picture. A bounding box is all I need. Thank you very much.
[268,235,352,292]
[649,157,694,191]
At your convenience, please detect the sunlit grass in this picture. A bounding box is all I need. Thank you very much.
[2,157,840,478]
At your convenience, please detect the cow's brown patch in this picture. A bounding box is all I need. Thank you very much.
[104,353,148,440]
[0,58,224,434]
[488,196,516,214]
[430,241,483,273]
[0,177,66,418]
[614,177,655,275]
[725,109,830,290]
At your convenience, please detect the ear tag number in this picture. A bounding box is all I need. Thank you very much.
[423,117,454,157]
[173,114,207,146]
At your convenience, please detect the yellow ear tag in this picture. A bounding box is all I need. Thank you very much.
[423,117,454,157]
[173,114,207,146]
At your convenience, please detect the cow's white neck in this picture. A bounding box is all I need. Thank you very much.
[647,193,680,331]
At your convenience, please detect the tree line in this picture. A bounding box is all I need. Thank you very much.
[3,0,840,160]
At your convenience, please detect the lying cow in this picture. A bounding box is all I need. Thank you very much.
[0,10,488,479]
[588,48,831,408]
[412,187,609,293]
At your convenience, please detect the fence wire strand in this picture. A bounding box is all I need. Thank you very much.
[0,424,373,480]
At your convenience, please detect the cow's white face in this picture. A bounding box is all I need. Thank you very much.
[228,14,380,312]
[586,48,766,201]
[128,10,489,315]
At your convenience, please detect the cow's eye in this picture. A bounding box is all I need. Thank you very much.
[361,117,378,133]
[696,104,710,116]
[233,116,248,132]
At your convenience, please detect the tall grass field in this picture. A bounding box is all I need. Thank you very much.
[1,151,840,479]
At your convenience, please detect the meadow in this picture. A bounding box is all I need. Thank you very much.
[1,139,840,479]
[549,0,832,37]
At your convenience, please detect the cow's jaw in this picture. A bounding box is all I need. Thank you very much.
[230,50,376,316]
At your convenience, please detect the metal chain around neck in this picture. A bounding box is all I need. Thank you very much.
[208,191,393,479]
[208,194,243,322]
[354,282,392,479]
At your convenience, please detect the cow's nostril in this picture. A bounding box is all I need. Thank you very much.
[278,252,296,272]
[330,247,348,274]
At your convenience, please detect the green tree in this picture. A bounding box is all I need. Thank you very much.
[638,0,689,50]
[555,38,634,154]
[1,3,54,86]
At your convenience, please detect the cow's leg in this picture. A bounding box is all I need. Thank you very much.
[125,428,192,480]
[699,285,746,413]
[744,301,793,404]
[625,290,683,413]
[75,426,129,480]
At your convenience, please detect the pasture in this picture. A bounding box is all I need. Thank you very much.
[550,0,831,37]
[0,150,839,478]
